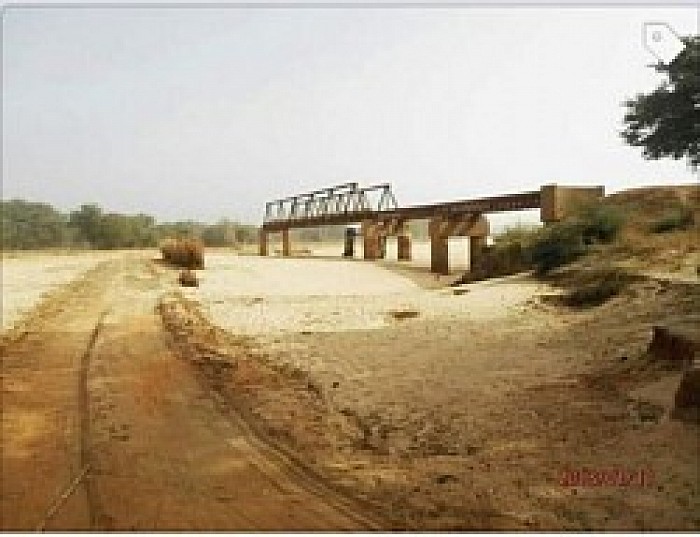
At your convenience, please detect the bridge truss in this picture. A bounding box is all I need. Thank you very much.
[264,183,399,224]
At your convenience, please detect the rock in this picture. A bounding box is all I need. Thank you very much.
[648,322,699,367]
[673,363,700,423]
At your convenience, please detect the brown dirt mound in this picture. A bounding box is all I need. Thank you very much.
[588,185,699,273]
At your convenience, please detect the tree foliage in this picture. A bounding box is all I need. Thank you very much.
[621,35,700,168]
[2,200,74,249]
[1,199,257,250]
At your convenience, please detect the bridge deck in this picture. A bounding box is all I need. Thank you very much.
[261,190,541,232]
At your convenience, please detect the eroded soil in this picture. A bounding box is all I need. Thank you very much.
[1,255,380,530]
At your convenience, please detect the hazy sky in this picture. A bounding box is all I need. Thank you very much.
[2,4,698,224]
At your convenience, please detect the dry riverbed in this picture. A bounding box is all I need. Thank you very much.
[2,249,698,530]
[181,251,699,530]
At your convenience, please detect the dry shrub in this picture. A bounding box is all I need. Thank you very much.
[178,269,199,287]
[560,267,639,308]
[649,205,695,233]
[160,237,204,269]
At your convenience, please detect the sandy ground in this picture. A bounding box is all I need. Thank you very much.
[183,253,547,334]
[2,247,698,530]
[1,253,378,530]
[185,249,699,530]
[262,238,472,271]
[1,251,119,330]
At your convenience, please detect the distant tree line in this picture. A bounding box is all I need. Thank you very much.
[1,199,258,250]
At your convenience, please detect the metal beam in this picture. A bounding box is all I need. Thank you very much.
[261,185,541,231]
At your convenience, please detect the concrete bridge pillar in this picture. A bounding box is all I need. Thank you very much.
[429,217,450,275]
[361,220,382,260]
[281,228,291,257]
[397,234,412,261]
[540,185,605,222]
[469,235,487,270]
[343,227,356,257]
[259,229,268,256]
[429,214,489,275]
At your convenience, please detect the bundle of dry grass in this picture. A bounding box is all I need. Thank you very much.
[178,269,199,287]
[160,238,205,269]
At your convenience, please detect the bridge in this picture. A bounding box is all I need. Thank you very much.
[260,183,605,275]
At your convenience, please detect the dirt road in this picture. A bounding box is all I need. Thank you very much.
[1,255,379,530]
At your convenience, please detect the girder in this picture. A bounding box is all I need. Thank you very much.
[263,182,398,224]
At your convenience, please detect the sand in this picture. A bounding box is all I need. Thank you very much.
[1,251,118,330]
[184,252,548,334]
[2,247,697,529]
[184,248,699,530]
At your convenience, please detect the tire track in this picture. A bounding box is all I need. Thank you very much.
[157,294,386,529]
[78,309,109,529]
[3,258,121,531]
[7,256,382,530]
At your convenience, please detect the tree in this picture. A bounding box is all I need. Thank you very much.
[1,199,73,249]
[201,219,238,247]
[621,35,699,169]
[68,204,103,247]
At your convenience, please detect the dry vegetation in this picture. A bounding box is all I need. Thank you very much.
[590,185,699,272]
[160,237,205,269]
[463,185,699,306]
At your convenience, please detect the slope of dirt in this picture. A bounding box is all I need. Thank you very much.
[166,257,700,530]
[591,184,700,275]
[1,255,382,530]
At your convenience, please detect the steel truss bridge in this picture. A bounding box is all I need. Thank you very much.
[259,181,604,274]
[261,182,543,232]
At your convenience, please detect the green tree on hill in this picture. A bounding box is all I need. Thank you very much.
[621,35,700,168]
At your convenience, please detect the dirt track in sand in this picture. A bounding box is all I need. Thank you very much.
[2,250,699,531]
[1,255,380,530]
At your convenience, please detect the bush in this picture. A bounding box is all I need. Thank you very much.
[492,224,540,247]
[649,206,694,233]
[562,268,634,308]
[160,237,205,269]
[527,204,625,275]
[529,222,586,275]
[576,205,625,244]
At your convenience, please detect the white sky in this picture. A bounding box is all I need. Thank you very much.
[2,4,698,224]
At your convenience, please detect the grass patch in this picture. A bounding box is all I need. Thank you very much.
[557,267,639,308]
[649,205,695,233]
